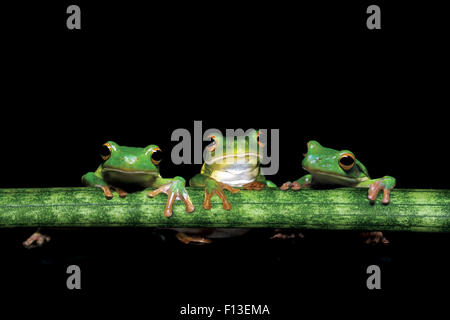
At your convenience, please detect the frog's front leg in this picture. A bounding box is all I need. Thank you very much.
[243,175,277,190]
[148,176,195,218]
[82,171,114,199]
[357,176,396,204]
[280,174,312,191]
[189,174,240,210]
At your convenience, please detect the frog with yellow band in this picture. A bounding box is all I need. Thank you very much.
[190,130,276,210]
[173,130,276,244]
[82,141,194,217]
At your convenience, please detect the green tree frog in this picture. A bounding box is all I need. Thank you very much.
[190,130,276,210]
[174,130,276,244]
[279,140,396,244]
[82,141,194,217]
[281,140,396,204]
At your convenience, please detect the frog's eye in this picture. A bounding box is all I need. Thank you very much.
[151,147,162,165]
[339,153,355,171]
[100,143,112,161]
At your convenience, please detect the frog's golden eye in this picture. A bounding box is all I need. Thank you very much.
[339,153,355,171]
[100,143,112,161]
[151,147,162,165]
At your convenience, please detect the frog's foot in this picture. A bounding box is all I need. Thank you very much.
[100,185,127,199]
[112,186,128,198]
[243,181,266,191]
[23,229,51,249]
[82,172,115,199]
[148,177,194,218]
[100,185,114,199]
[368,178,395,204]
[176,232,212,244]
[203,181,240,211]
[361,231,389,245]
[280,181,302,191]
[281,175,312,191]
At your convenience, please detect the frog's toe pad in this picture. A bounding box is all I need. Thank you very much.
[291,181,301,190]
[368,181,392,204]
[164,208,173,218]
[243,181,265,191]
[115,188,128,198]
[280,181,301,190]
[222,200,232,211]
[99,185,114,199]
[280,182,292,190]
[185,201,195,213]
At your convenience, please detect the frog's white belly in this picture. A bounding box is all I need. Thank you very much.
[210,164,259,187]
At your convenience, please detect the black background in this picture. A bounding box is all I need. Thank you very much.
[1,0,449,317]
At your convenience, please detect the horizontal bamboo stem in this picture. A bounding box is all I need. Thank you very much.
[0,187,449,232]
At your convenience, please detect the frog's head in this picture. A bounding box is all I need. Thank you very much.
[301,140,370,185]
[205,130,263,167]
[100,141,161,179]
